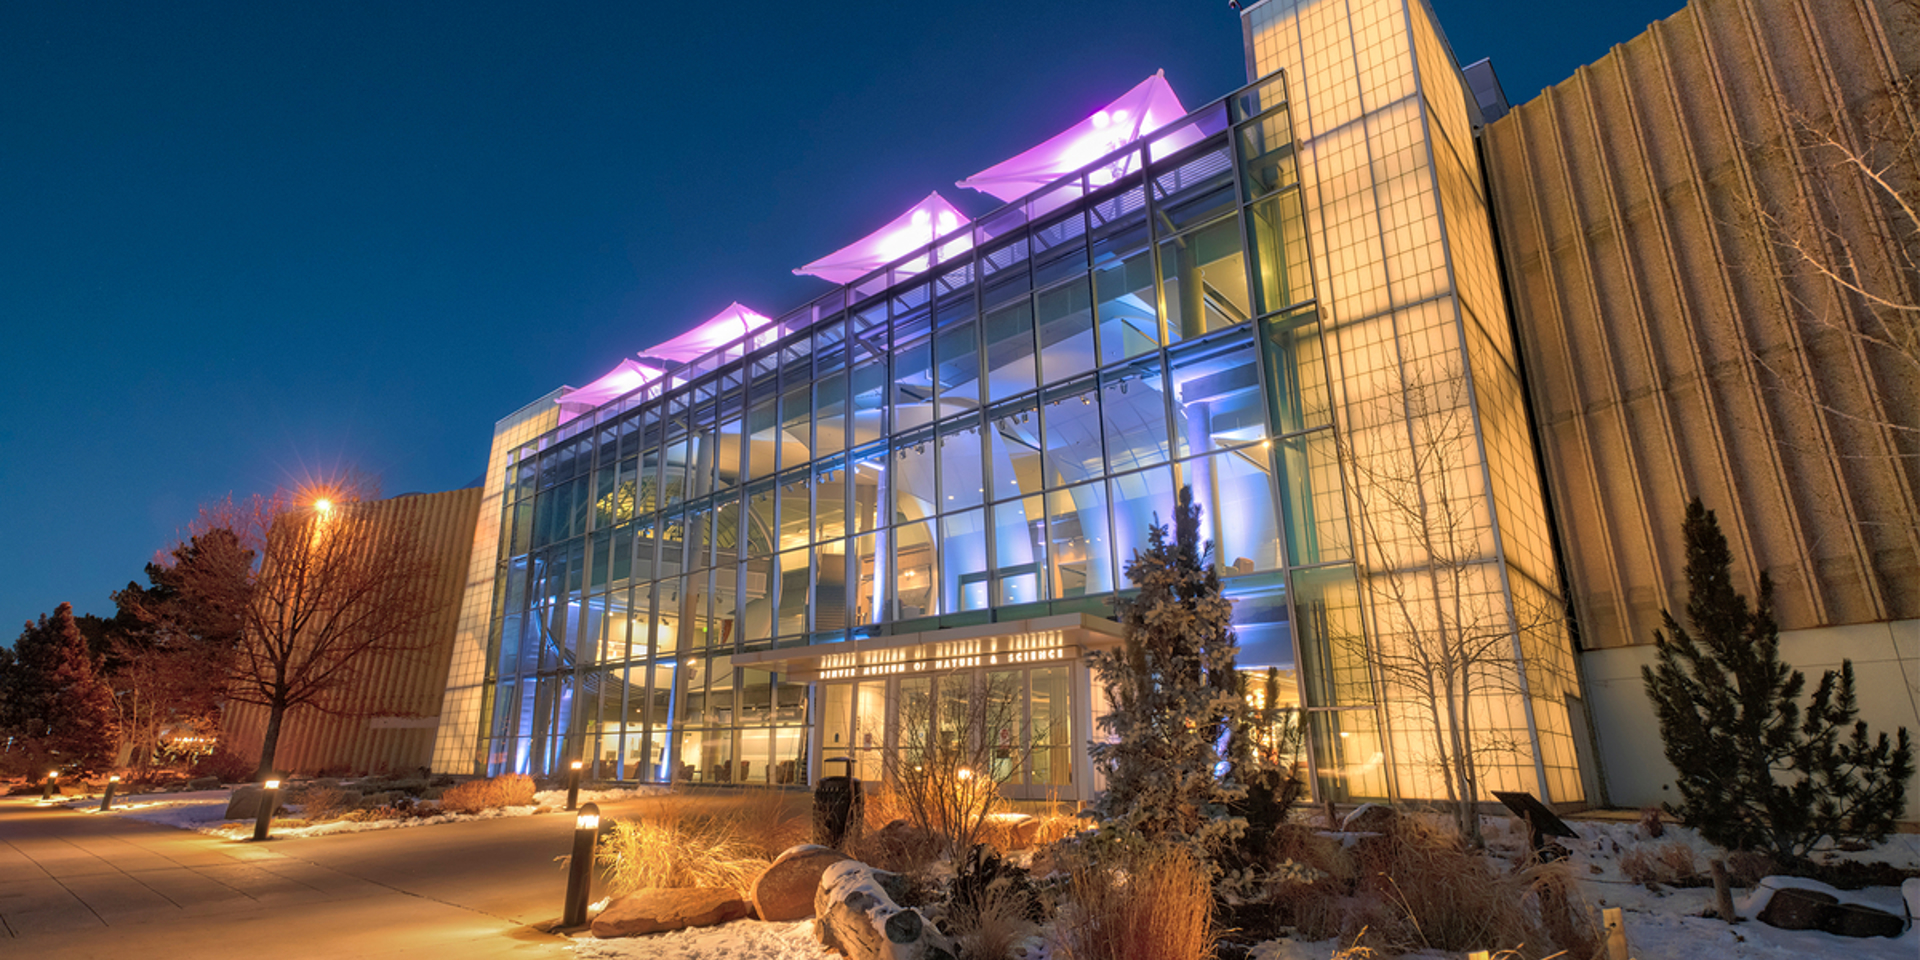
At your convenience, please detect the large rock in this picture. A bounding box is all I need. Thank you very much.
[1340,803,1397,834]
[1757,886,1837,930]
[754,845,852,922]
[591,887,751,938]
[815,860,955,960]
[223,785,283,820]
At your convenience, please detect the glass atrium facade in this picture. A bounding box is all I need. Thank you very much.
[476,76,1329,794]
[468,0,1587,809]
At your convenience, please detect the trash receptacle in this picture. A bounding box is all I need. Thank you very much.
[813,757,863,848]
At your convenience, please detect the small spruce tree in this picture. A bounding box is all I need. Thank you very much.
[1643,498,1913,864]
[1088,485,1245,858]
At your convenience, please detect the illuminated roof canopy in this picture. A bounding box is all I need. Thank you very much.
[794,192,973,285]
[957,71,1189,202]
[557,358,667,415]
[639,302,776,364]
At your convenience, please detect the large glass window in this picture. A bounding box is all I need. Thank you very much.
[893,427,937,524]
[935,320,980,418]
[894,519,938,621]
[1035,280,1095,385]
[1100,359,1170,472]
[1045,481,1112,597]
[982,300,1037,402]
[941,508,990,613]
[992,496,1046,607]
[1161,217,1252,342]
[1041,378,1102,485]
[1110,466,1175,570]
[938,416,984,512]
[987,399,1043,502]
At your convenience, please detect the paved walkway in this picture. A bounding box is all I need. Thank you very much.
[0,793,636,959]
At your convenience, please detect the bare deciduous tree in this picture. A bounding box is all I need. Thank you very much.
[1340,369,1565,844]
[878,671,1033,861]
[163,481,439,779]
[1745,70,1919,456]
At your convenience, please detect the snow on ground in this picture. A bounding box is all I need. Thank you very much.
[1551,818,1918,960]
[52,783,665,840]
[570,920,832,960]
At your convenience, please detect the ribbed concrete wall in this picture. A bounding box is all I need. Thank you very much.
[222,487,481,776]
[1482,0,1919,651]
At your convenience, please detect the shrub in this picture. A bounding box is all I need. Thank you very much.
[1619,842,1702,888]
[287,785,360,822]
[190,749,255,784]
[1049,845,1216,960]
[437,773,538,814]
[1262,814,1597,959]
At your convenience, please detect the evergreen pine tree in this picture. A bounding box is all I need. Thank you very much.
[1088,485,1245,857]
[1642,498,1913,864]
[6,604,121,775]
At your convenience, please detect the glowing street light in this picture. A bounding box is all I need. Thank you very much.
[562,803,602,928]
[252,778,282,842]
[100,774,121,812]
[313,498,334,515]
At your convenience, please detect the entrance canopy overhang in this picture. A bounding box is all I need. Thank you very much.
[732,613,1124,683]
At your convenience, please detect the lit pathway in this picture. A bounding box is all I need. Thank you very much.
[0,792,642,959]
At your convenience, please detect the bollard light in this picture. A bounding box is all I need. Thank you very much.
[252,778,282,842]
[562,802,601,928]
[42,771,57,802]
[100,774,121,812]
[566,759,584,812]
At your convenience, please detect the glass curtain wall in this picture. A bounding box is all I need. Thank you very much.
[480,75,1334,788]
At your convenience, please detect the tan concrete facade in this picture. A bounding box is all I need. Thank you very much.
[1483,0,1918,648]
[222,487,481,776]
[1481,0,1919,812]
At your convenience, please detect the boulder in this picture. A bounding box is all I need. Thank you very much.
[187,776,221,791]
[1340,803,1397,834]
[1757,886,1836,930]
[815,860,955,960]
[1820,900,1905,939]
[223,785,283,820]
[753,845,852,922]
[591,887,751,938]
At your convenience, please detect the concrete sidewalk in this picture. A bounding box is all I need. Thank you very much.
[0,794,600,959]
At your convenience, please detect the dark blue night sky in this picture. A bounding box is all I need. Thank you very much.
[0,0,1685,629]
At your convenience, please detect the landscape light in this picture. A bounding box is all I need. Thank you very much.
[101,774,121,811]
[42,770,56,801]
[566,759,584,811]
[563,802,602,928]
[253,778,282,842]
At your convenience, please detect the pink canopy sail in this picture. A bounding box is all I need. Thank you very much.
[794,192,973,284]
[957,71,1189,202]
[557,358,667,420]
[638,302,775,364]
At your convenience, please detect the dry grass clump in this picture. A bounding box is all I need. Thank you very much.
[1266,815,1598,960]
[287,785,359,822]
[1049,845,1216,960]
[949,879,1037,960]
[1620,841,1701,887]
[437,773,537,814]
[598,787,813,899]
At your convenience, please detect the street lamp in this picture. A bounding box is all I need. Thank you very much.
[566,759,584,812]
[253,778,282,842]
[100,774,121,812]
[562,803,602,928]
